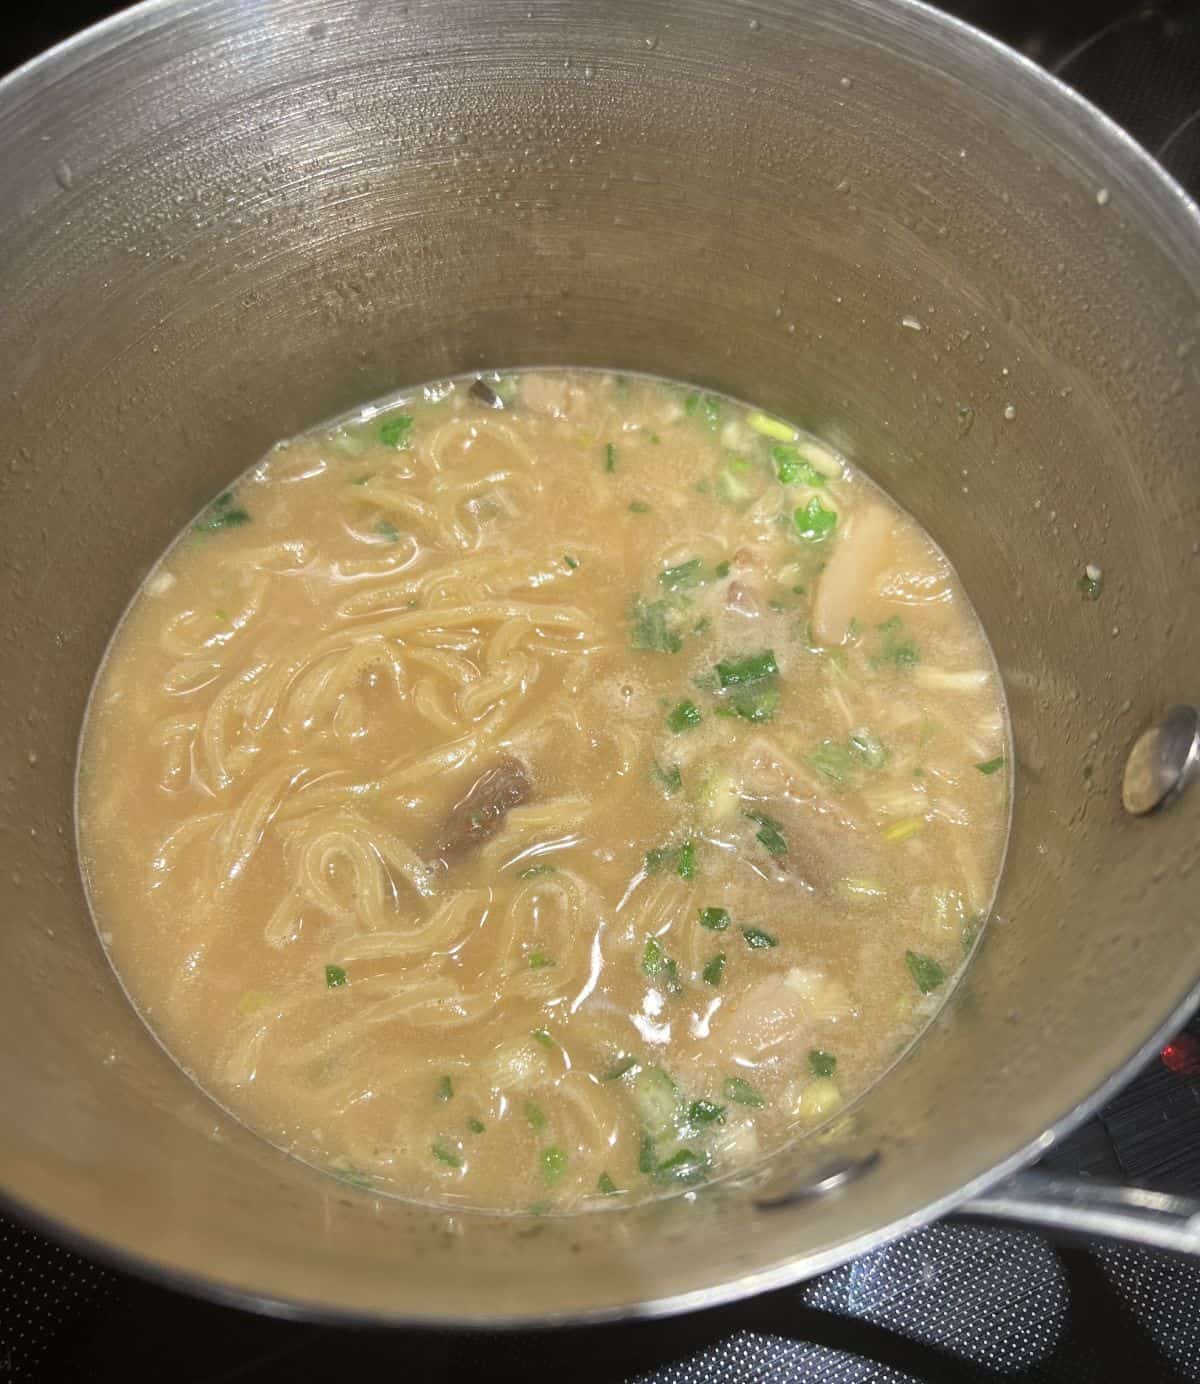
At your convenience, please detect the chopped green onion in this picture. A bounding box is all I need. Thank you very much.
[771,444,827,488]
[629,500,651,514]
[659,558,707,591]
[677,840,696,881]
[808,1049,837,1079]
[605,442,617,472]
[375,519,400,542]
[724,1076,766,1108]
[702,953,726,986]
[906,950,946,993]
[849,729,888,769]
[563,553,580,570]
[195,492,251,532]
[641,938,682,994]
[794,497,838,541]
[699,907,730,931]
[1078,567,1103,601]
[884,817,925,843]
[629,597,683,654]
[467,1116,486,1134]
[431,1138,462,1168]
[651,1148,709,1186]
[437,1075,454,1102]
[540,1147,568,1186]
[379,414,414,449]
[716,649,778,687]
[874,617,920,669]
[808,740,858,784]
[524,1100,547,1130]
[667,699,703,732]
[637,1133,657,1174]
[729,685,780,723]
[747,411,796,442]
[745,811,787,855]
[603,1055,639,1082]
[976,756,1006,775]
[528,952,555,970]
[687,1099,726,1128]
[531,1028,555,1049]
[325,964,348,989]
[597,1171,619,1195]
[644,845,675,873]
[518,862,557,878]
[652,761,683,796]
[742,926,778,949]
[685,392,722,430]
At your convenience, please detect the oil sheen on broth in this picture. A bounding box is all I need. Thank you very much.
[78,370,1009,1212]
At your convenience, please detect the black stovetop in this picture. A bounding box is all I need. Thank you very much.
[3,3,1199,1381]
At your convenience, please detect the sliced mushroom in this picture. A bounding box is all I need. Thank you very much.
[436,757,531,862]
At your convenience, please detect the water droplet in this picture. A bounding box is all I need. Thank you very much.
[1003,404,1016,421]
[54,160,73,190]
[900,315,923,332]
[748,17,761,30]
[1096,186,1110,206]
[840,76,852,89]
[644,34,659,49]
[835,178,850,194]
[583,64,595,79]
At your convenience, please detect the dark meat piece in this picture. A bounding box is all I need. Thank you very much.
[436,757,531,861]
[469,378,505,410]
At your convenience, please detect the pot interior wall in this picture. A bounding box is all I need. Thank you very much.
[0,0,1197,1322]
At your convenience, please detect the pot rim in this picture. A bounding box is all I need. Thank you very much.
[2,0,1199,1328]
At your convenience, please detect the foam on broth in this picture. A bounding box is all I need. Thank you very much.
[78,370,1010,1211]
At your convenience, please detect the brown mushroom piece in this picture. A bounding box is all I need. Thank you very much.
[436,757,531,863]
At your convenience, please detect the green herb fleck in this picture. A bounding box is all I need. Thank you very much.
[638,1132,657,1175]
[742,926,778,949]
[518,862,557,879]
[874,617,921,669]
[375,519,400,542]
[961,915,982,955]
[716,649,778,687]
[528,952,555,970]
[597,1171,619,1195]
[685,392,722,430]
[195,492,251,533]
[794,497,838,541]
[729,685,780,723]
[724,1076,766,1108]
[604,442,617,473]
[699,907,730,932]
[687,1099,726,1128]
[771,444,828,488]
[467,1116,486,1134]
[906,950,946,994]
[976,756,1006,775]
[745,811,787,856]
[540,1147,568,1186]
[630,500,651,514]
[641,938,683,994]
[702,953,726,986]
[1079,568,1103,601]
[651,1148,709,1186]
[667,699,703,732]
[352,473,373,485]
[431,1138,462,1168]
[677,840,696,881]
[379,414,414,449]
[531,1028,555,1049]
[603,1055,639,1082]
[629,597,683,654]
[437,1075,454,1102]
[660,558,706,591]
[809,1049,837,1079]
[652,761,683,796]
[563,554,579,570]
[325,964,348,989]
[524,1100,547,1130]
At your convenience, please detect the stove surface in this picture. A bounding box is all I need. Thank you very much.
[2,3,1198,1380]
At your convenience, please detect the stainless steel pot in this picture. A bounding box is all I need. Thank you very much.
[1,0,1198,1327]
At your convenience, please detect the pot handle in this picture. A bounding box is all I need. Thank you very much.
[955,1170,1200,1255]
